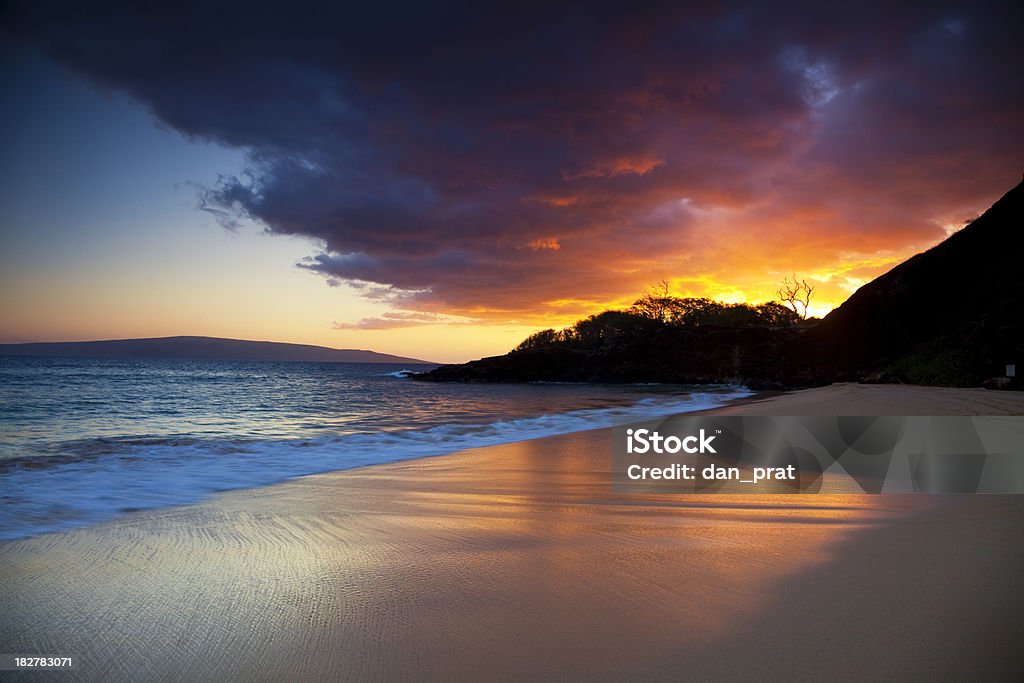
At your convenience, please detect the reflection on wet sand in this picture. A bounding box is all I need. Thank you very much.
[5,424,1021,680]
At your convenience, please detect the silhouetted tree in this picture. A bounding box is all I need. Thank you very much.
[674,298,726,326]
[514,285,808,353]
[777,274,815,318]
[515,328,561,351]
[630,280,679,323]
[572,311,649,348]
[754,301,803,326]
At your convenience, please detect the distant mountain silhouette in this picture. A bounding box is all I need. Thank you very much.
[418,180,1023,387]
[0,336,434,365]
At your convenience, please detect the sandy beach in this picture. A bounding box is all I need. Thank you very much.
[2,384,1023,681]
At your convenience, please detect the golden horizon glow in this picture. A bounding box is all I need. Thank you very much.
[0,220,949,364]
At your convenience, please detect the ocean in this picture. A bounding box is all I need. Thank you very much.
[0,356,750,540]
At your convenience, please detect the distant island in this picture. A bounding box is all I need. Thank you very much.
[417,181,1023,389]
[0,336,435,365]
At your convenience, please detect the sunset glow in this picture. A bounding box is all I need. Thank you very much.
[2,2,1021,362]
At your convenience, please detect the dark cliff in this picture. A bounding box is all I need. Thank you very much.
[805,181,1023,385]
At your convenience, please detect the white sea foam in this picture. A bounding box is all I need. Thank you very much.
[381,369,417,378]
[0,389,750,540]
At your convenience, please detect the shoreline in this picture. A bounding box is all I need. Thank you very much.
[2,382,1021,544]
[6,382,1020,543]
[0,382,752,543]
[693,382,1024,416]
[2,383,1023,680]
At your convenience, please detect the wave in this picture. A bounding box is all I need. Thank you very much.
[381,369,417,378]
[0,388,750,540]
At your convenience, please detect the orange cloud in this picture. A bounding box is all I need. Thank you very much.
[524,194,580,207]
[562,155,665,181]
[528,238,561,251]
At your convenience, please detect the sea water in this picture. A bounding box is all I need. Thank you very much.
[0,356,750,540]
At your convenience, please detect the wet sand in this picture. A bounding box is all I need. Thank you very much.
[1,384,1023,681]
[706,382,1024,416]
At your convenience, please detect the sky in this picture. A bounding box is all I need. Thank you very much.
[1,1,1022,363]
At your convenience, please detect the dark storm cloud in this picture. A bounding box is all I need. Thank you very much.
[4,1,1022,318]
